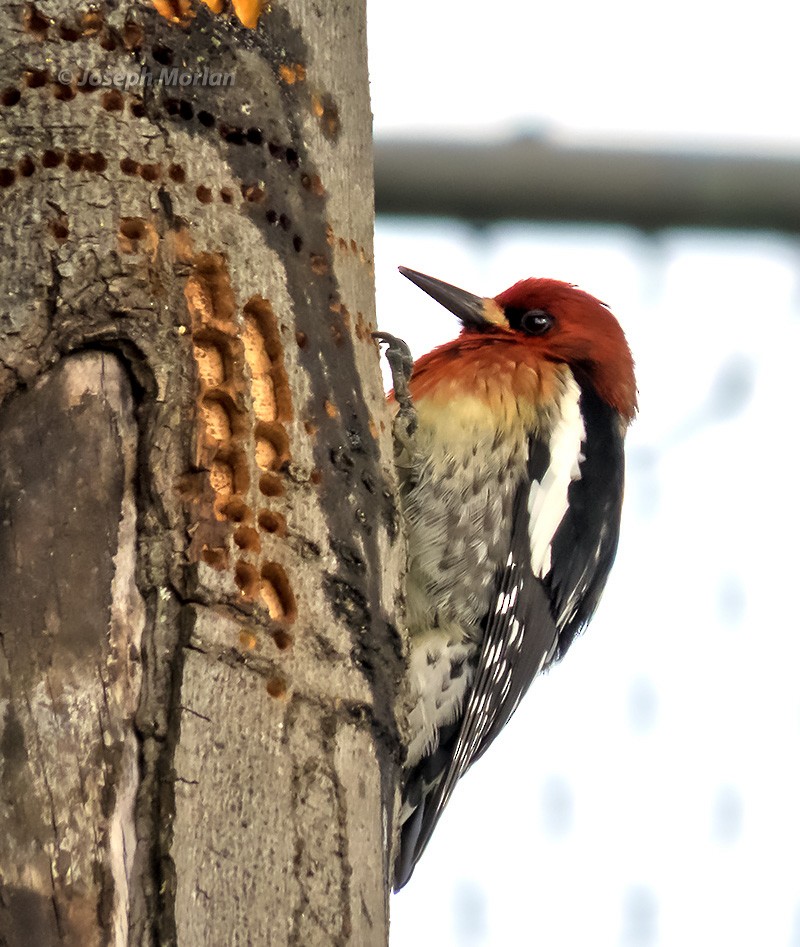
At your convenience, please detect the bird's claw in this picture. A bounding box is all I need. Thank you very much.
[373,332,413,390]
[374,330,419,454]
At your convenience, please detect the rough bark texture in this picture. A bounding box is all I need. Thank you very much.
[0,354,142,946]
[0,2,404,944]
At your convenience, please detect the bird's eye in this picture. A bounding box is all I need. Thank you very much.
[520,309,554,336]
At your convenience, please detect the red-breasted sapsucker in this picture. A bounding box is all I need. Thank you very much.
[377,267,637,890]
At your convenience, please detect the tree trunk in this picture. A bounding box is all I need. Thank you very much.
[0,2,404,944]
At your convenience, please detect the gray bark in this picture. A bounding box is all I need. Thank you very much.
[0,2,404,944]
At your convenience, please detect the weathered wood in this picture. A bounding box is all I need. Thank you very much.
[0,1,403,943]
[0,353,141,947]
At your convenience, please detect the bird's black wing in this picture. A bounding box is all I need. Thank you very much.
[545,377,626,660]
[395,377,625,889]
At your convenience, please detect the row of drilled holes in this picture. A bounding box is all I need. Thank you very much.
[23,3,143,52]
[0,150,310,257]
[1,84,312,254]
[326,225,372,268]
[0,149,107,187]
[2,63,332,258]
[2,69,300,173]
[164,97,300,168]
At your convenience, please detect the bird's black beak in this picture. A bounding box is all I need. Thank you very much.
[399,267,494,329]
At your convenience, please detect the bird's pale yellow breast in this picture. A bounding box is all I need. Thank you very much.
[412,352,570,444]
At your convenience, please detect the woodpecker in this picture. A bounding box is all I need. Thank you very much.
[376,266,637,890]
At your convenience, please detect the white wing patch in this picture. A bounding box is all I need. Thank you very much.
[526,375,586,578]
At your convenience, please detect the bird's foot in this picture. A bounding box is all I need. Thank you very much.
[374,331,419,456]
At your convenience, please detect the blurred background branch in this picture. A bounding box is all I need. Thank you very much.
[376,134,800,231]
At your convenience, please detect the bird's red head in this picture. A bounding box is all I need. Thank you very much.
[400,267,637,422]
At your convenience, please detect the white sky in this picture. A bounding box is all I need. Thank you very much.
[367,3,800,945]
[369,0,800,150]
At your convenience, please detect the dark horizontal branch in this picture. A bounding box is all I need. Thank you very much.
[374,133,800,231]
